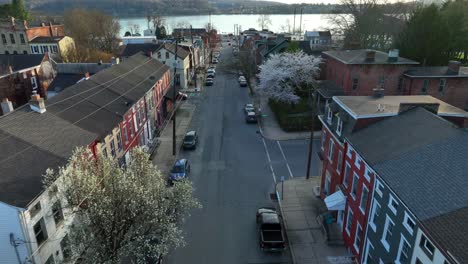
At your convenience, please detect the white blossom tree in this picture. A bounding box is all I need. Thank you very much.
[43,147,200,264]
[256,51,322,104]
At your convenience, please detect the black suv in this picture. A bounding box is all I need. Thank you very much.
[183,131,198,150]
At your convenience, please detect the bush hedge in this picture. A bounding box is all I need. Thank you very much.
[268,99,322,132]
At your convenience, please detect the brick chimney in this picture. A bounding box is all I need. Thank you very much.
[448,60,461,74]
[365,50,376,62]
[29,91,46,114]
[1,98,14,114]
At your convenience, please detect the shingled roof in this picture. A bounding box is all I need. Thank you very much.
[0,53,170,208]
[347,107,468,263]
[119,43,162,58]
[324,49,419,65]
[0,54,45,75]
[163,43,190,59]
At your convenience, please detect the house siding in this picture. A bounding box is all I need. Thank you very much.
[411,229,448,264]
[363,175,418,264]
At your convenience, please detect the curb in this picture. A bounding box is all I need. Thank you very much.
[276,182,297,264]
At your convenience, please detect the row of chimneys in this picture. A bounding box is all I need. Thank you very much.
[1,92,46,115]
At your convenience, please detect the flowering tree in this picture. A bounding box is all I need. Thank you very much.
[43,147,200,264]
[256,51,322,104]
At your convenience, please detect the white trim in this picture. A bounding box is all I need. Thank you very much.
[363,239,374,264]
[375,179,384,197]
[343,162,351,187]
[336,117,343,135]
[346,144,353,158]
[388,195,399,215]
[324,171,331,196]
[350,172,359,200]
[328,140,335,163]
[369,199,380,232]
[403,211,415,235]
[317,116,346,145]
[345,209,353,235]
[327,106,333,125]
[336,150,343,173]
[395,235,410,264]
[381,215,394,252]
[354,223,362,253]
[354,155,361,169]
[364,166,372,182]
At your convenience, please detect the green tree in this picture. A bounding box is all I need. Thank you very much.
[441,0,468,62]
[396,4,448,66]
[11,0,28,20]
[43,147,200,263]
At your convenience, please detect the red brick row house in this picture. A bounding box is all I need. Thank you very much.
[318,95,468,260]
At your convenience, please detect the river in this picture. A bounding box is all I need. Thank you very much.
[118,14,333,36]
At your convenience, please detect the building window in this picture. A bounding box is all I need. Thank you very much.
[9,33,15,44]
[136,109,141,126]
[397,236,411,264]
[52,201,64,226]
[354,224,362,252]
[33,218,48,246]
[43,45,49,52]
[378,76,385,88]
[354,155,361,169]
[389,195,399,215]
[375,179,383,197]
[352,77,359,90]
[420,235,435,259]
[129,122,134,136]
[328,140,334,163]
[415,259,423,264]
[422,79,429,94]
[360,186,369,213]
[117,132,123,151]
[20,33,25,44]
[30,201,42,218]
[364,167,372,182]
[166,51,170,59]
[403,212,416,235]
[327,107,333,124]
[123,126,128,142]
[110,140,116,157]
[336,150,342,173]
[321,133,326,150]
[351,173,358,199]
[1,34,6,44]
[52,46,58,53]
[324,171,331,195]
[345,210,353,235]
[60,235,71,260]
[381,216,394,252]
[346,146,353,158]
[157,52,161,59]
[438,79,446,93]
[364,240,374,264]
[31,76,38,90]
[369,199,380,232]
[343,163,351,187]
[33,46,39,53]
[398,77,405,91]
[336,117,343,135]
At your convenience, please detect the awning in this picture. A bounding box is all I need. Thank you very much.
[324,190,346,211]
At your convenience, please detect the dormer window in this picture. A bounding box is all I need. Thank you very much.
[327,106,333,125]
[336,117,343,135]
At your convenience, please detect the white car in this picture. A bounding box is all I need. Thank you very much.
[207,68,216,75]
[238,76,246,82]
[244,103,255,113]
[212,59,219,64]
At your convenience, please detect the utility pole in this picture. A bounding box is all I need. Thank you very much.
[306,89,316,179]
[190,25,196,88]
[299,7,303,36]
[172,38,179,156]
[293,7,296,35]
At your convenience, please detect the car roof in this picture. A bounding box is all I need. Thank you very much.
[185,130,196,136]
[247,112,256,116]
[174,159,187,166]
[206,78,213,81]
[246,103,253,106]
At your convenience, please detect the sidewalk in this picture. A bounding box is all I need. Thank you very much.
[257,96,321,141]
[276,177,352,264]
[150,102,196,176]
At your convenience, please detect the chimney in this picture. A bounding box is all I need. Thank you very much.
[365,50,376,62]
[29,91,46,114]
[1,98,14,114]
[388,49,399,62]
[448,60,461,74]
[11,17,15,26]
[23,20,28,29]
[373,87,385,98]
[41,22,46,27]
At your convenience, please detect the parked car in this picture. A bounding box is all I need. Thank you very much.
[256,208,286,252]
[169,159,191,183]
[212,58,219,64]
[178,92,188,100]
[238,76,246,82]
[240,79,247,87]
[206,72,215,79]
[207,68,216,75]
[244,103,255,113]
[183,131,198,150]
[205,78,214,86]
[245,112,257,123]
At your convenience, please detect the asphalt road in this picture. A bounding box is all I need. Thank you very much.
[166,45,321,264]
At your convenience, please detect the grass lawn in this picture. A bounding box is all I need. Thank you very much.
[269,98,322,132]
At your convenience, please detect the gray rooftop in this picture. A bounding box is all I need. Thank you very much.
[0,54,45,75]
[323,49,419,65]
[404,66,468,78]
[334,95,468,118]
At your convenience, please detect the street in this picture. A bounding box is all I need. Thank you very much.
[166,46,321,264]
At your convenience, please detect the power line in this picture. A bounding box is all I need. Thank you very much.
[0,58,153,129]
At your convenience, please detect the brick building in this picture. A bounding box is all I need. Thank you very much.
[318,95,468,260]
[0,17,29,55]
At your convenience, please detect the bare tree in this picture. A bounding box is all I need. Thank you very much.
[257,14,272,30]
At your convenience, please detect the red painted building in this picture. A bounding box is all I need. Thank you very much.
[318,95,468,261]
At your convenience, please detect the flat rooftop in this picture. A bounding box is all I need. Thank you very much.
[334,95,468,118]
